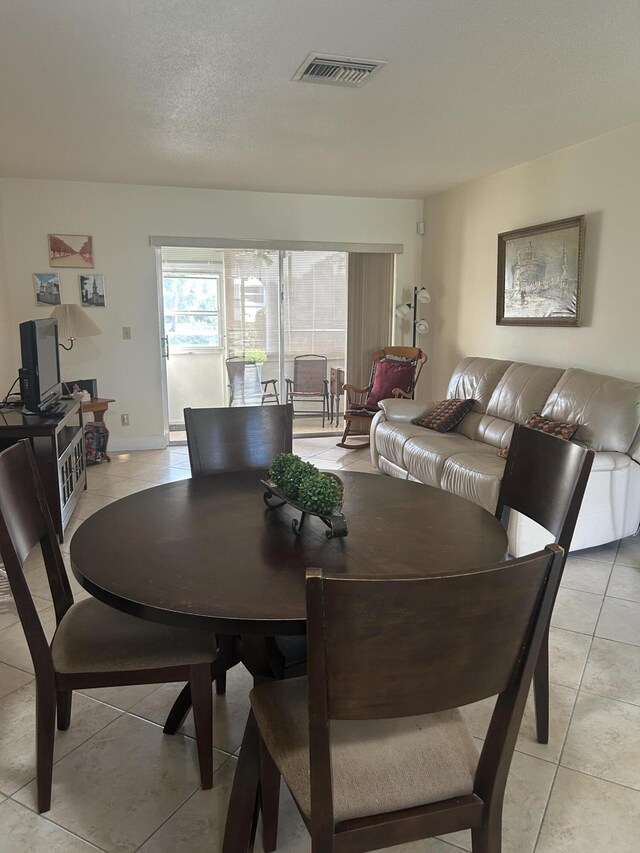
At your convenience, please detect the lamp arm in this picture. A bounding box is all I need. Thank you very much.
[58,340,74,351]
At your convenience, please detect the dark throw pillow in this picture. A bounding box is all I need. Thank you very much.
[498,412,580,458]
[363,358,417,411]
[412,398,475,432]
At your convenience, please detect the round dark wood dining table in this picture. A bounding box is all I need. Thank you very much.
[70,469,508,636]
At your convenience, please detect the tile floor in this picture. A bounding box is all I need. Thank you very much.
[0,436,638,852]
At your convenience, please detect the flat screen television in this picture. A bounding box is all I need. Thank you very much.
[19,318,62,414]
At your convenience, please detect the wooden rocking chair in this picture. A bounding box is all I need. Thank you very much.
[338,346,427,449]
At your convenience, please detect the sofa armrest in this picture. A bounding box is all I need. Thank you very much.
[377,398,438,423]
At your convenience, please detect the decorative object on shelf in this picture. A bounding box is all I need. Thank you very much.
[34,273,61,306]
[80,274,106,307]
[48,234,94,268]
[497,215,585,327]
[261,453,347,538]
[63,378,98,399]
[50,303,101,350]
[395,286,431,346]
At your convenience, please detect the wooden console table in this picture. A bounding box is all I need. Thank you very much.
[0,400,86,542]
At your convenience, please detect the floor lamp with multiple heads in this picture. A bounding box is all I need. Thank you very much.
[395,286,431,347]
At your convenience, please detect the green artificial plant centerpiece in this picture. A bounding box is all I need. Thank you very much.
[269,453,343,515]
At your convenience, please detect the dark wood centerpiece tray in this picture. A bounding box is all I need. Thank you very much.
[260,470,348,539]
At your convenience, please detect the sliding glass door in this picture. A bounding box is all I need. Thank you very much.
[158,247,347,441]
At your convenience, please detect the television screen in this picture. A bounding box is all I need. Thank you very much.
[20,318,62,413]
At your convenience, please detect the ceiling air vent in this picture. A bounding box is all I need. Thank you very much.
[292,53,386,87]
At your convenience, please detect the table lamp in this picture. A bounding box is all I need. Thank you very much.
[50,304,101,351]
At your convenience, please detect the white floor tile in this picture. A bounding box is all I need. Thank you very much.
[536,767,640,853]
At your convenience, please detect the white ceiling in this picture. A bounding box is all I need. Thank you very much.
[1,0,639,199]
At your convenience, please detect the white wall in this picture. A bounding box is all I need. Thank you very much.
[0,179,423,448]
[422,122,640,399]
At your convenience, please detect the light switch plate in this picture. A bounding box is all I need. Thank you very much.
[122,326,132,340]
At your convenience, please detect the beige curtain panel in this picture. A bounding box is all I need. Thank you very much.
[346,253,395,389]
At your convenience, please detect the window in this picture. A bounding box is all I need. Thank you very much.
[163,275,221,349]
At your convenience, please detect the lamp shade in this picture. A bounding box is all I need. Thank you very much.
[416,287,431,304]
[50,304,101,343]
[415,319,430,334]
[395,304,412,319]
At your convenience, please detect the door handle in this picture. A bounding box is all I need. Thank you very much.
[161,335,170,360]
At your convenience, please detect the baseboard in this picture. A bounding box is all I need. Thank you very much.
[108,435,167,452]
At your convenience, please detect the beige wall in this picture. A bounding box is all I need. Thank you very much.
[0,190,16,394]
[422,122,640,400]
[0,179,423,448]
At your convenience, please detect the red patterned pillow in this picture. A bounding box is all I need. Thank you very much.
[498,412,579,458]
[363,358,416,411]
[526,412,580,439]
[412,398,475,432]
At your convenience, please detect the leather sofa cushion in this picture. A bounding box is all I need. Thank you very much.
[374,421,427,469]
[404,435,497,487]
[441,452,507,513]
[542,369,640,452]
[486,362,565,423]
[457,412,514,448]
[446,357,511,413]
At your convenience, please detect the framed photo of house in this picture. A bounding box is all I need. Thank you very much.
[48,234,94,268]
[33,273,61,306]
[80,274,106,307]
[496,215,585,327]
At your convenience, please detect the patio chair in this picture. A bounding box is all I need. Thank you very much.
[225,356,279,407]
[338,346,427,448]
[285,354,329,427]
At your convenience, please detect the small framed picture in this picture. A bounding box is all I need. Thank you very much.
[496,215,585,327]
[80,274,106,307]
[33,273,61,306]
[49,234,94,268]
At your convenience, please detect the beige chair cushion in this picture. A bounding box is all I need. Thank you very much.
[251,677,478,823]
[52,598,217,673]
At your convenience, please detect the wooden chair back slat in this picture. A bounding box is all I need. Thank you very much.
[0,440,48,563]
[292,355,328,395]
[308,551,560,721]
[0,441,73,679]
[184,404,293,477]
[496,424,594,551]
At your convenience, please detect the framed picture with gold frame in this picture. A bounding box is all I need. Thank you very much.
[496,215,585,327]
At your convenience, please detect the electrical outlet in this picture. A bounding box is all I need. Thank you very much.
[122,326,132,340]
[121,414,129,426]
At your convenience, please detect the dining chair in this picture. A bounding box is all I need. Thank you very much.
[184,403,293,477]
[224,545,564,853]
[285,354,330,427]
[495,423,594,744]
[0,440,217,813]
[163,403,301,733]
[338,346,427,449]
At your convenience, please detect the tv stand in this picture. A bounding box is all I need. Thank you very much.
[0,400,86,542]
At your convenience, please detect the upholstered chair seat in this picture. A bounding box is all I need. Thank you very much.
[52,597,218,673]
[250,676,478,822]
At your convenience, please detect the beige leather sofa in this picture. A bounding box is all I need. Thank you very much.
[370,357,640,555]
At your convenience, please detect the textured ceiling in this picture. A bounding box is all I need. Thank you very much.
[0,0,639,198]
